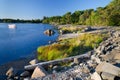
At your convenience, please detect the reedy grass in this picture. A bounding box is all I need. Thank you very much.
[37,33,108,61]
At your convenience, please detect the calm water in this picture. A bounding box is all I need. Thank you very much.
[0,23,58,65]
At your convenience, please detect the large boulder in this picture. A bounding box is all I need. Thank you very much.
[31,66,48,79]
[44,29,55,36]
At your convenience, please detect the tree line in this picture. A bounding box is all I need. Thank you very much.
[42,0,120,26]
[0,19,42,23]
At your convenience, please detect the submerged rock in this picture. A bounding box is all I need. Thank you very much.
[6,67,17,79]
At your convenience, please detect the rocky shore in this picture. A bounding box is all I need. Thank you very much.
[1,26,120,80]
[34,31,120,80]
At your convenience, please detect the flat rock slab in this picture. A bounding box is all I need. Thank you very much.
[96,62,120,77]
[101,72,115,80]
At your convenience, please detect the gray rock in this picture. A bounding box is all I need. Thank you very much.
[74,57,80,64]
[14,76,19,80]
[94,47,102,55]
[52,65,58,70]
[113,31,120,38]
[83,26,93,32]
[95,45,106,55]
[91,55,101,64]
[52,70,57,73]
[64,67,68,70]
[6,67,17,78]
[20,71,30,77]
[70,62,76,67]
[87,60,93,67]
[53,66,62,71]
[79,63,84,66]
[23,77,30,80]
[87,60,97,68]
[82,65,90,73]
[87,51,93,57]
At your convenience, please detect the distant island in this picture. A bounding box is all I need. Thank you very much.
[0,19,42,23]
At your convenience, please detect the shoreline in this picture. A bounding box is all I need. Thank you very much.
[0,24,118,79]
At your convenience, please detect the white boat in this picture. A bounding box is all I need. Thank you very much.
[8,24,16,29]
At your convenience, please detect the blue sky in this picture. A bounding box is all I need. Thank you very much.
[0,0,112,19]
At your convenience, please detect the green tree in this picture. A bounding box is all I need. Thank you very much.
[71,11,83,24]
[63,12,72,24]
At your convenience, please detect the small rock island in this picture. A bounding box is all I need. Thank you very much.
[44,29,55,36]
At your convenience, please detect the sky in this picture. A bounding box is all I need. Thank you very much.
[0,0,112,20]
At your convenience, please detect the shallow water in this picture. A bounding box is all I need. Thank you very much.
[0,23,58,65]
